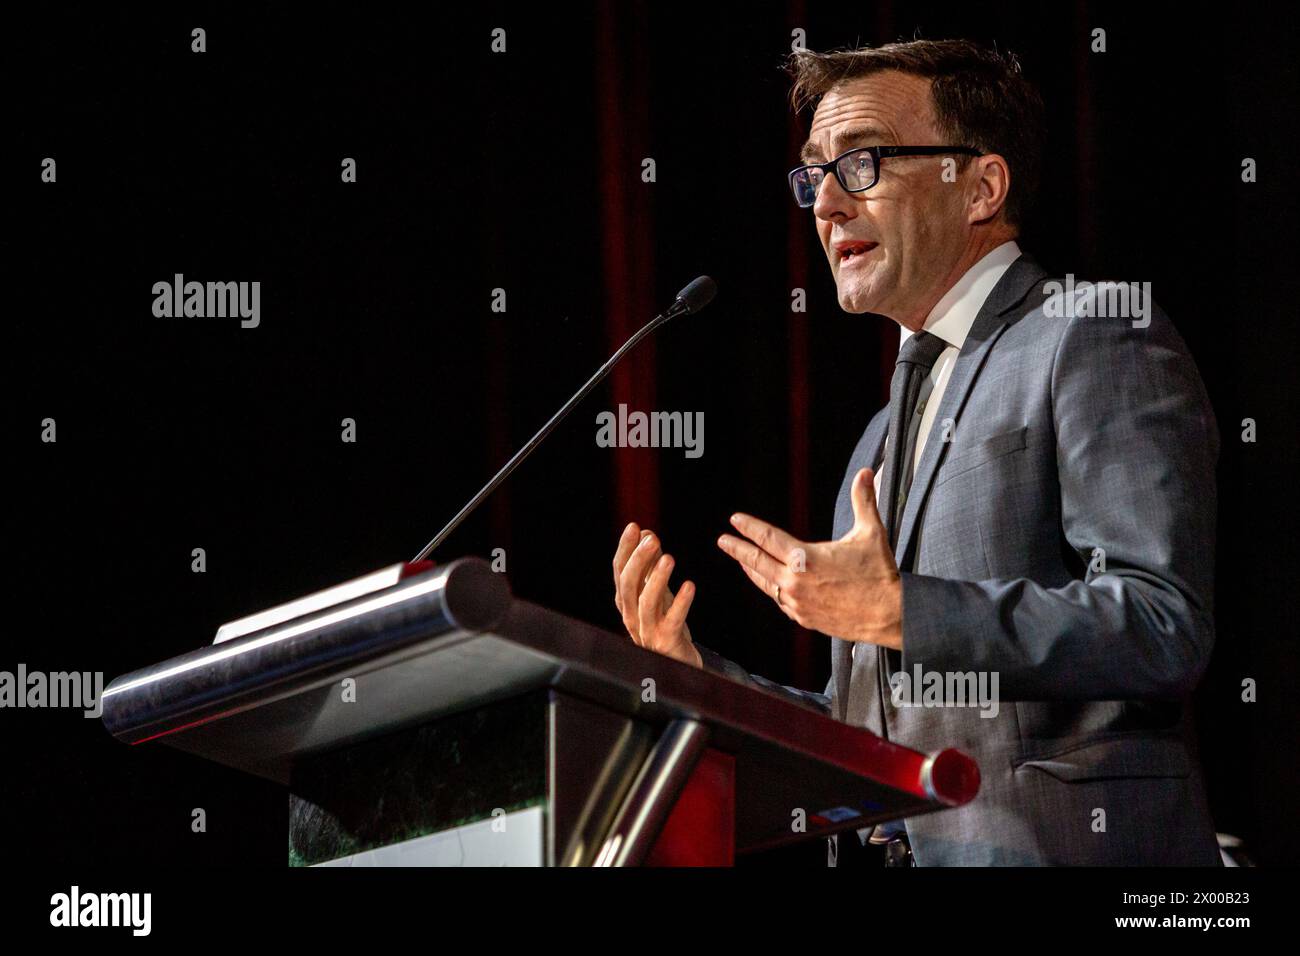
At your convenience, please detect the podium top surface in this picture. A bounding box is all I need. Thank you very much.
[101,558,979,850]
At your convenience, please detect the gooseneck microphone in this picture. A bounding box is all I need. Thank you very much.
[411,276,718,563]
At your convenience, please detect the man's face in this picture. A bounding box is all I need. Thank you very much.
[801,71,971,324]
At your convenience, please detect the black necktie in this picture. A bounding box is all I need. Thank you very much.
[877,330,950,550]
[836,329,951,862]
[844,330,949,742]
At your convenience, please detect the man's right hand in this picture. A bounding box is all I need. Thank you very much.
[612,522,702,669]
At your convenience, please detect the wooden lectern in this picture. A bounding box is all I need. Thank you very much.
[100,558,979,866]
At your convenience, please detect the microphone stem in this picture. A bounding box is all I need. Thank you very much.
[411,307,677,563]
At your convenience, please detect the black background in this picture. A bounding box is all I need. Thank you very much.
[7,1,1298,867]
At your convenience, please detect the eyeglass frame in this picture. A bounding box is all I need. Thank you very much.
[788,145,983,207]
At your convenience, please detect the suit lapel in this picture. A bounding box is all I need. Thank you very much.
[891,254,1048,570]
[832,255,1046,724]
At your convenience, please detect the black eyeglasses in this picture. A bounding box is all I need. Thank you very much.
[788,145,982,208]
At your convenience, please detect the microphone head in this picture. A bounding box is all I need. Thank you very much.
[673,275,717,315]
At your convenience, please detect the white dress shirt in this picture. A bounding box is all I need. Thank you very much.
[854,240,1021,660]
[871,240,1021,504]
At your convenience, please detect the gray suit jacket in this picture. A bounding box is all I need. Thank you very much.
[699,253,1222,865]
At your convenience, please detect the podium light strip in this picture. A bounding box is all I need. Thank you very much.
[102,567,454,701]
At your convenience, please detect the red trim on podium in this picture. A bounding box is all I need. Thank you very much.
[646,747,735,867]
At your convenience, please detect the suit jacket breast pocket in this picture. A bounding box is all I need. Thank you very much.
[936,425,1029,487]
[1013,733,1192,782]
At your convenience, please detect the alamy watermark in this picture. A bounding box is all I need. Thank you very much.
[1043,274,1152,328]
[0,664,103,717]
[596,403,703,459]
[889,665,1000,718]
[50,886,151,936]
[152,274,260,328]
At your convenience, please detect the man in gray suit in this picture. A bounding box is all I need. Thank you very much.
[611,39,1221,866]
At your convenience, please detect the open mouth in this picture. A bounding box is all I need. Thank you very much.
[837,241,878,264]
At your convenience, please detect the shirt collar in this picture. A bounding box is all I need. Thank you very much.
[900,240,1022,351]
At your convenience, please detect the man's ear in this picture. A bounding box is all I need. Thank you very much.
[968,153,1011,224]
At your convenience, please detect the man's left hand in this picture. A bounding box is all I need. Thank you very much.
[716,467,903,650]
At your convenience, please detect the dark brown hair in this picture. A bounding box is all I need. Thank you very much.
[787,39,1045,227]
